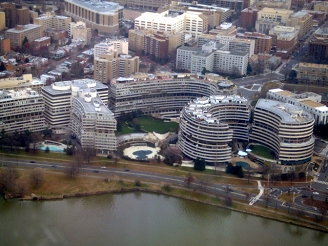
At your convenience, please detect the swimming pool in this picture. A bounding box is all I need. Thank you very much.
[236,161,251,170]
[40,145,65,153]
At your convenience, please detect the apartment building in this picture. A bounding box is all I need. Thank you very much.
[255,19,283,35]
[309,28,328,62]
[302,10,326,26]
[134,10,208,38]
[70,21,92,45]
[228,38,255,57]
[286,11,312,39]
[160,1,232,28]
[0,88,45,135]
[190,42,216,74]
[0,74,45,94]
[125,0,172,11]
[108,73,226,118]
[214,50,248,75]
[0,3,29,28]
[41,79,108,133]
[256,1,291,10]
[214,0,244,12]
[128,29,147,52]
[5,24,42,49]
[34,12,72,31]
[177,42,248,75]
[0,12,5,31]
[64,0,124,33]
[269,26,299,57]
[94,52,139,83]
[297,62,328,86]
[0,36,10,56]
[178,95,250,164]
[257,7,293,24]
[237,32,272,54]
[267,89,328,125]
[70,90,116,155]
[313,1,328,14]
[94,39,128,58]
[250,99,314,165]
[240,7,259,30]
[176,46,202,70]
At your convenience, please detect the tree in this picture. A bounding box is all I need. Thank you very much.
[194,157,206,171]
[45,146,50,153]
[201,67,211,75]
[288,70,297,82]
[253,60,265,75]
[66,161,79,178]
[22,36,29,46]
[184,172,194,188]
[247,62,252,74]
[0,168,19,195]
[82,147,96,165]
[29,169,43,188]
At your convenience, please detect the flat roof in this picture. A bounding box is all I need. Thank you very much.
[6,24,41,33]
[75,95,113,115]
[66,0,123,14]
[300,99,326,108]
[256,99,313,123]
[276,90,295,97]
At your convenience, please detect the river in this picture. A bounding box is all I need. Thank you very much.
[0,192,327,246]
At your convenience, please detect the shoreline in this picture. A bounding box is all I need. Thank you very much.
[18,187,328,234]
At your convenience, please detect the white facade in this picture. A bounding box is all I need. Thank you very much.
[41,79,108,133]
[0,88,45,134]
[190,42,216,74]
[70,90,116,155]
[176,46,201,70]
[214,50,248,75]
[134,10,208,38]
[267,89,328,125]
[94,39,129,58]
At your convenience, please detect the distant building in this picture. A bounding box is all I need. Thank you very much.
[257,7,293,24]
[69,21,92,45]
[34,12,72,31]
[313,1,328,14]
[134,10,208,39]
[0,74,44,94]
[0,36,10,55]
[94,51,139,84]
[237,32,272,54]
[0,12,5,31]
[309,28,328,62]
[0,3,30,29]
[297,62,328,86]
[5,24,42,49]
[269,26,299,58]
[70,90,116,155]
[64,0,124,33]
[255,19,284,35]
[240,7,258,30]
[286,11,312,39]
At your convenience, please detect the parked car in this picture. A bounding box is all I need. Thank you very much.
[313,192,319,195]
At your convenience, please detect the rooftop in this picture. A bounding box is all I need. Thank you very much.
[65,0,123,14]
[185,95,248,124]
[75,93,113,115]
[0,88,40,101]
[256,99,313,123]
[6,24,41,33]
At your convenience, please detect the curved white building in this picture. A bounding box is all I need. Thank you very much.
[109,74,237,119]
[178,95,250,163]
[250,99,315,165]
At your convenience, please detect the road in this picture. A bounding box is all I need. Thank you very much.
[1,157,327,220]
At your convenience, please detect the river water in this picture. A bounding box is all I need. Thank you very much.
[0,192,327,246]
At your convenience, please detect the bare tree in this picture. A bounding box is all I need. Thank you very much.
[253,60,265,75]
[16,180,29,198]
[225,196,232,206]
[184,172,194,188]
[29,169,44,188]
[0,168,19,194]
[245,192,250,201]
[66,161,79,178]
[82,147,96,165]
[31,132,42,153]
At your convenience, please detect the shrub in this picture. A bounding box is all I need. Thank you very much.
[134,180,141,187]
[162,184,172,192]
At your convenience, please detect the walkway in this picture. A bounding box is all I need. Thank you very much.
[249,181,264,206]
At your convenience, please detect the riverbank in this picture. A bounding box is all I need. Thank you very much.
[14,171,328,234]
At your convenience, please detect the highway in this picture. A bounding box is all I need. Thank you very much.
[1,157,327,221]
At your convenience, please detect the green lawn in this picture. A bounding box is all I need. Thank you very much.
[251,145,275,159]
[116,116,178,135]
[138,116,178,134]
